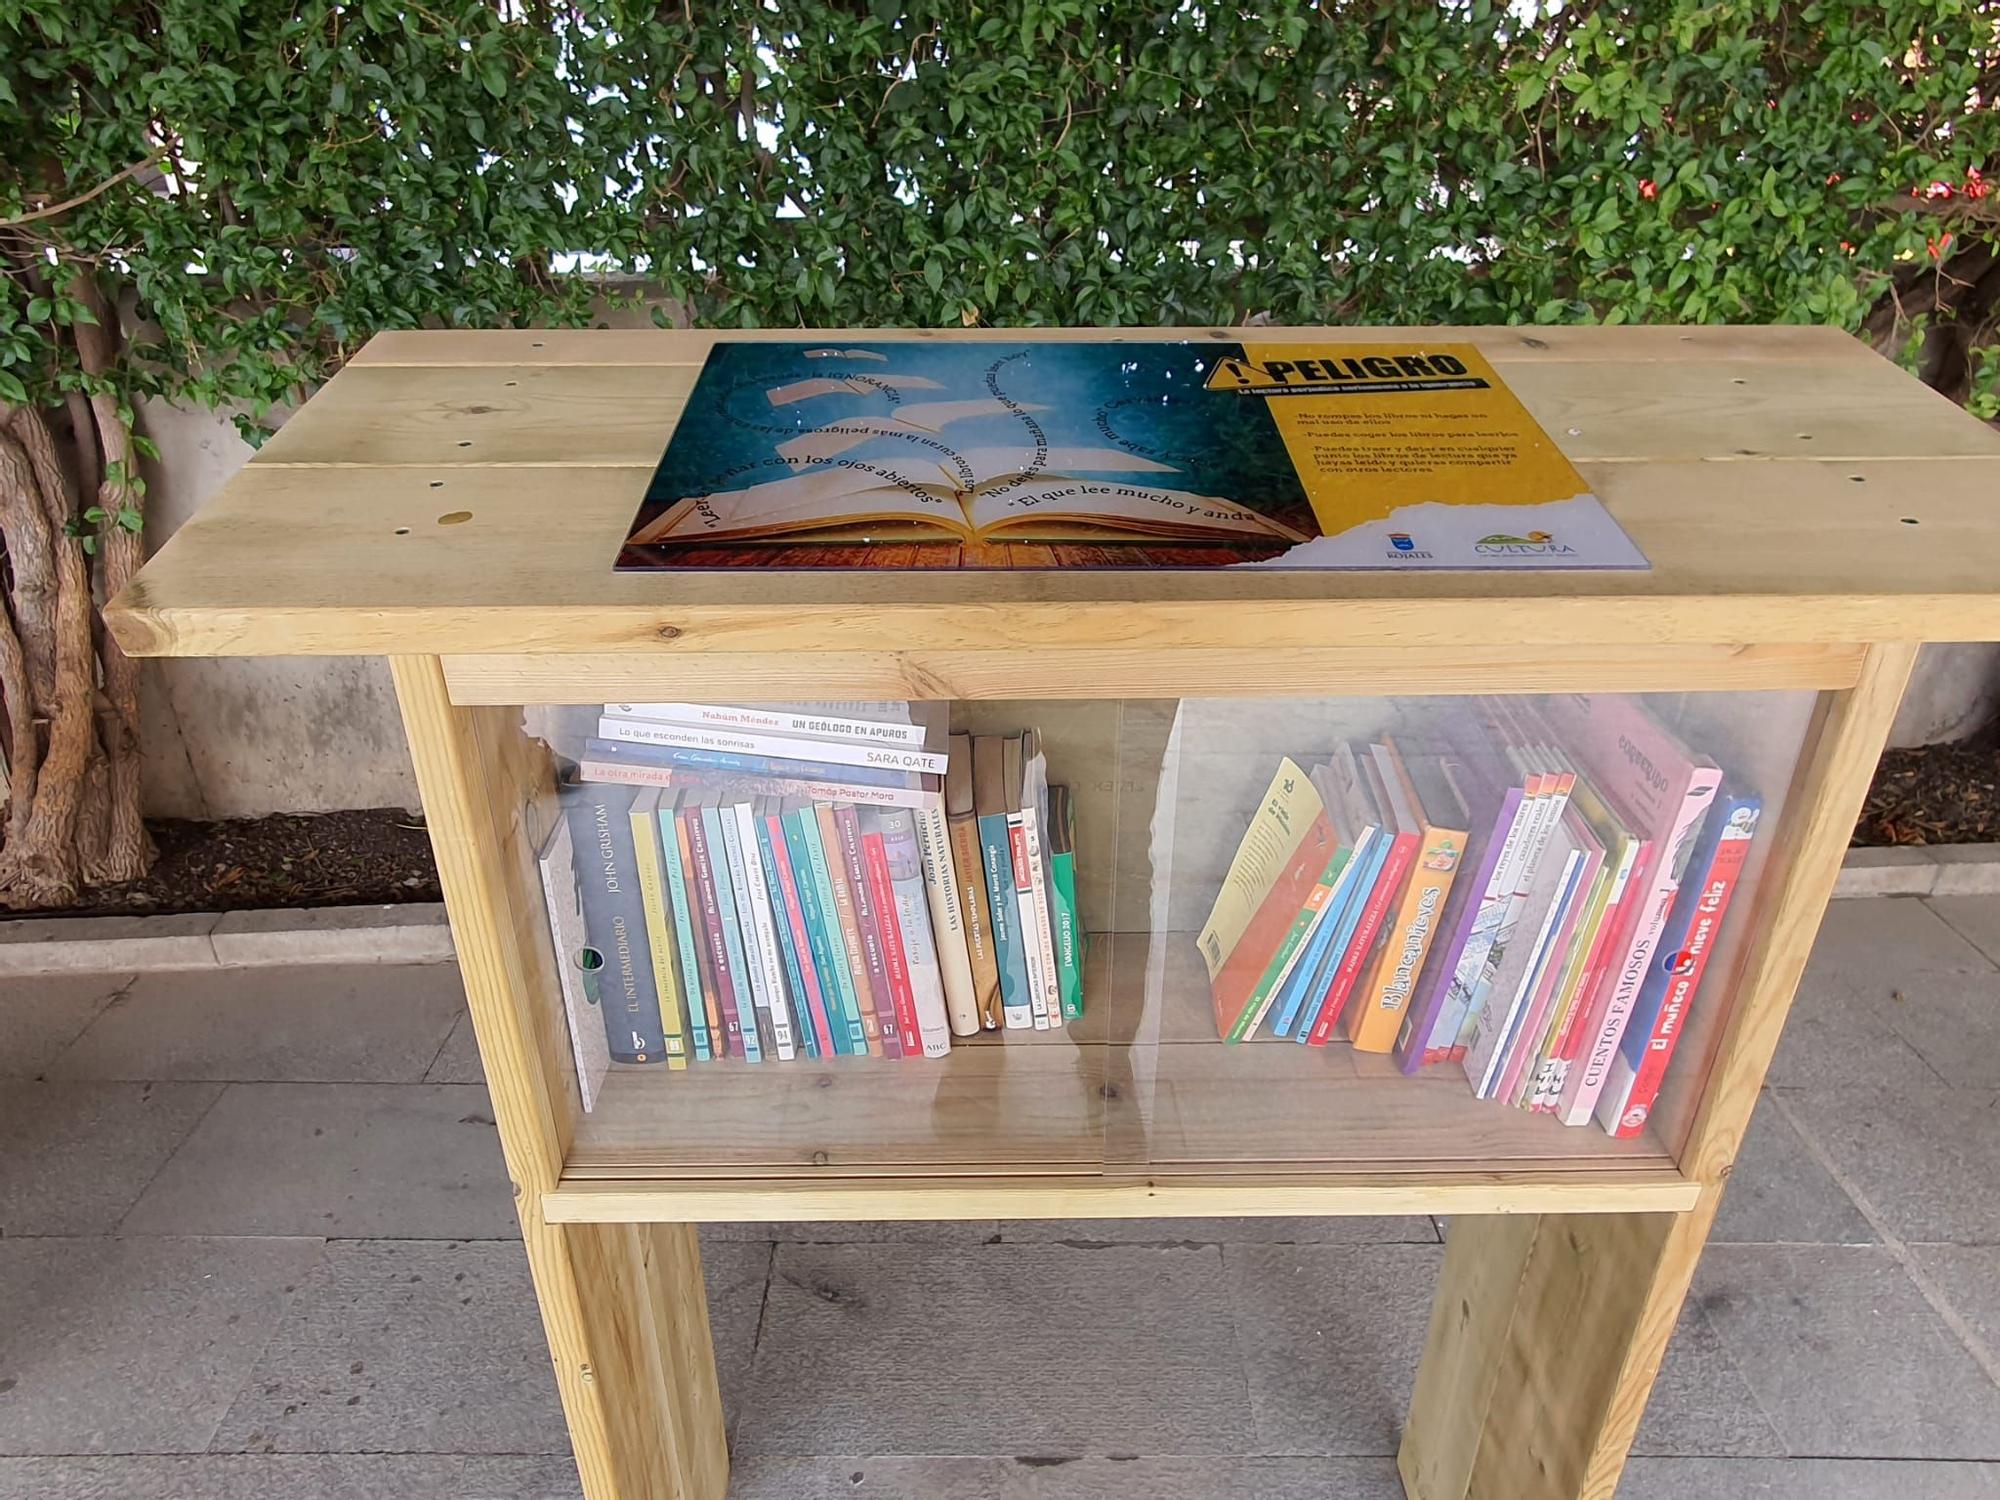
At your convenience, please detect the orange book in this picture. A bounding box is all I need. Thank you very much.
[1348,742,1472,1052]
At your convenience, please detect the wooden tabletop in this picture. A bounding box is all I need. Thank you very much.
[106,326,2000,658]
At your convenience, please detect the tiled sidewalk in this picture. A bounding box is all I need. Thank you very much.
[4,897,2000,1498]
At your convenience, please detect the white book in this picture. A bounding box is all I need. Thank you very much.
[731,802,796,1061]
[597,715,947,775]
[536,817,611,1112]
[1465,831,1585,1098]
[1017,738,1064,1029]
[877,809,952,1057]
[1007,808,1053,1029]
[607,701,930,748]
[913,802,981,1036]
[717,803,782,1060]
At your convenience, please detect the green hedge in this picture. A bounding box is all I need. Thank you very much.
[4,1,1998,425]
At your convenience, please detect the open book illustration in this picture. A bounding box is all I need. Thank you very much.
[619,339,1648,572]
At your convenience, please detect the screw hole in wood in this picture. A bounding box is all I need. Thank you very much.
[438,510,473,526]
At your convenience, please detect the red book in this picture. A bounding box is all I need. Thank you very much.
[680,802,743,1058]
[1206,815,1340,1039]
[1306,826,1418,1045]
[766,810,836,1059]
[834,803,901,1058]
[672,806,725,1052]
[862,828,921,1057]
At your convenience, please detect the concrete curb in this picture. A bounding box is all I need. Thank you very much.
[0,846,1995,974]
[1833,843,2000,900]
[0,903,453,975]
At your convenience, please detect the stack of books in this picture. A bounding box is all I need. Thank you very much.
[1200,696,1762,1138]
[538,701,1085,1105]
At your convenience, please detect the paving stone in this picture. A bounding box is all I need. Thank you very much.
[1803,895,1996,991]
[1930,894,2000,968]
[1629,1295,1784,1457]
[0,1454,583,1499]
[0,1080,221,1235]
[0,973,130,1076]
[1225,1243,1437,1456]
[1690,1245,2000,1459]
[727,1456,1407,1498]
[996,1216,1439,1245]
[701,1220,998,1245]
[211,1239,569,1456]
[1778,1086,2000,1243]
[1710,1094,1876,1245]
[425,1012,485,1084]
[1930,855,2000,899]
[0,1235,323,1455]
[1824,965,2000,1091]
[738,1243,1248,1456]
[1765,968,1942,1092]
[121,1083,517,1239]
[55,964,464,1084]
[703,1241,775,1433]
[1620,1457,2000,1498]
[1910,1246,2000,1359]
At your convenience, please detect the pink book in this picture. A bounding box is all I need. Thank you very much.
[1545,695,1721,1127]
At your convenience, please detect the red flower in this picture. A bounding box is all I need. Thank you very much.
[1826,172,1842,185]
[1967,167,1990,201]
[1639,179,1657,200]
[1925,180,1954,200]
[1928,232,1954,260]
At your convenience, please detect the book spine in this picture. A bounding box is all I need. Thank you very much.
[1467,852,1585,1098]
[1447,776,1568,1059]
[579,758,941,809]
[680,805,743,1059]
[564,794,666,1065]
[1351,831,1462,1054]
[1239,856,1341,1042]
[1049,847,1084,1021]
[585,734,921,791]
[608,701,929,747]
[1017,799,1064,1029]
[733,803,797,1061]
[628,805,689,1069]
[537,823,609,1111]
[978,810,1034,1029]
[1310,834,1417,1046]
[674,809,727,1056]
[834,804,902,1057]
[1560,772,1723,1126]
[790,809,865,1055]
[1429,783,1545,1064]
[765,812,836,1059]
[1399,788,1520,1073]
[1598,800,1758,1136]
[717,804,777,1059]
[596,718,947,775]
[751,808,816,1059]
[1272,842,1368,1042]
[882,809,953,1056]
[914,804,982,1036]
[657,806,712,1063]
[862,826,921,1055]
[1006,810,1053,1029]
[1538,836,1649,1110]
[950,807,1005,1029]
[698,805,762,1062]
[815,804,881,1054]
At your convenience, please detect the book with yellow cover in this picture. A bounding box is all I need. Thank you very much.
[620,340,1646,572]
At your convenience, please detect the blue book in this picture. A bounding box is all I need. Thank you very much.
[700,805,762,1062]
[1293,829,1392,1043]
[781,809,850,1055]
[754,806,817,1059]
[1269,830,1377,1039]
[656,797,712,1062]
[563,786,667,1064]
[584,737,917,790]
[796,807,869,1054]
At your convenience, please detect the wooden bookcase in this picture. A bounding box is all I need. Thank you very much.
[107,326,2000,1500]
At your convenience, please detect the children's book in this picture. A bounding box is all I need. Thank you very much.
[1596,791,1762,1137]
[621,340,1647,572]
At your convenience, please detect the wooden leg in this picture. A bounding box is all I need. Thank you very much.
[391,656,728,1499]
[1402,642,1918,1500]
[1400,1194,1717,1500]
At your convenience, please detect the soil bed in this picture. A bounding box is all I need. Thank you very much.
[1854,732,2000,847]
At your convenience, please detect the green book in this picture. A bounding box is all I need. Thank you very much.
[1047,783,1084,1020]
[793,805,868,1054]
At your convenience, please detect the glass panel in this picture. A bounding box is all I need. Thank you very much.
[518,689,1815,1181]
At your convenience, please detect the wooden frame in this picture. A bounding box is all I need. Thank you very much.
[108,325,1995,1500]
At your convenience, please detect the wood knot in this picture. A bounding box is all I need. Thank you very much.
[655,625,683,641]
[1520,336,1551,349]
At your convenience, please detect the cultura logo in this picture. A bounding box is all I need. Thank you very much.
[1475,528,1576,557]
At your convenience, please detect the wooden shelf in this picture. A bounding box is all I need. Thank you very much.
[556,934,1692,1219]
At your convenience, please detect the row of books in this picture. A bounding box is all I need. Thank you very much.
[537,700,1085,1105]
[1201,695,1761,1138]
